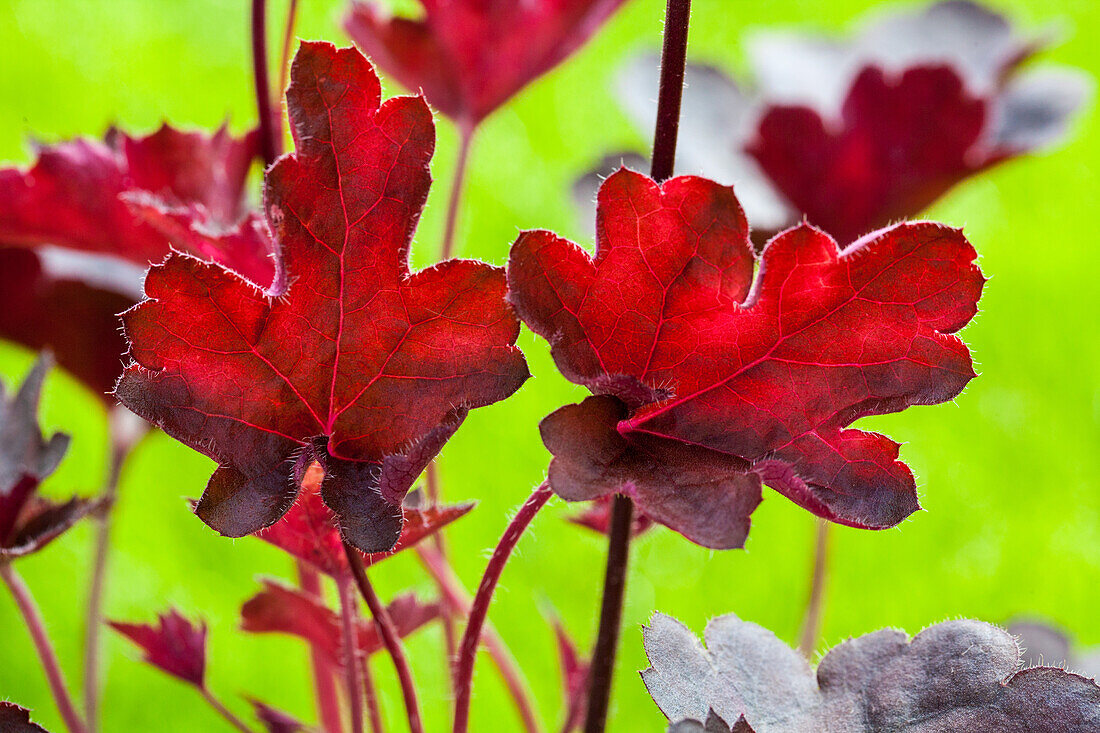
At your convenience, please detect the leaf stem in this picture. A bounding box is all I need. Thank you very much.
[798,519,831,657]
[582,4,692,729]
[337,574,365,733]
[276,0,300,101]
[82,409,141,732]
[648,0,692,183]
[453,482,552,733]
[1,563,88,733]
[360,656,385,733]
[200,687,256,733]
[251,0,281,166]
[581,494,634,733]
[343,543,424,733]
[439,125,475,260]
[299,562,346,733]
[424,462,458,695]
[417,545,541,733]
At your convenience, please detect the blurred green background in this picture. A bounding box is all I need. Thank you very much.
[1,0,1097,730]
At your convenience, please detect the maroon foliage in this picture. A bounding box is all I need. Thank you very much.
[509,169,983,547]
[109,609,207,688]
[0,702,51,733]
[115,43,528,550]
[344,0,629,126]
[0,355,101,560]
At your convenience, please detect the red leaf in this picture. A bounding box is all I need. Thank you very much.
[248,700,307,733]
[0,702,51,732]
[256,462,474,576]
[240,580,441,667]
[0,124,276,394]
[343,0,629,126]
[551,616,589,733]
[0,249,137,396]
[109,609,207,688]
[115,42,528,551]
[508,169,983,547]
[748,66,993,246]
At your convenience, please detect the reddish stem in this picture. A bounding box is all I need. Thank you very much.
[360,656,385,733]
[276,0,300,99]
[581,494,634,733]
[1,564,88,733]
[82,419,133,732]
[583,4,692,730]
[343,544,424,733]
[299,562,346,733]
[424,462,458,693]
[417,545,541,733]
[798,519,831,657]
[439,125,475,260]
[200,687,256,733]
[453,483,553,733]
[337,575,365,733]
[251,0,281,165]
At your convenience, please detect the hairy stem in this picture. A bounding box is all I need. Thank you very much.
[417,545,541,733]
[299,562,345,733]
[583,4,692,730]
[276,0,300,99]
[453,483,552,733]
[251,0,281,165]
[581,494,634,733]
[439,125,475,260]
[1,564,87,733]
[200,687,255,733]
[360,656,384,733]
[337,575,365,733]
[343,544,424,733]
[798,519,831,657]
[81,436,129,731]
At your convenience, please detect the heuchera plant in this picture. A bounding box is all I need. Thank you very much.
[0,1,1096,733]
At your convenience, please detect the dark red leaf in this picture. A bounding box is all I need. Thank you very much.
[343,0,629,126]
[508,169,983,546]
[255,462,474,576]
[567,492,655,538]
[109,609,207,688]
[644,613,1100,732]
[0,249,137,397]
[0,355,99,559]
[240,580,441,667]
[115,42,528,551]
[748,65,992,247]
[248,700,307,733]
[0,702,51,733]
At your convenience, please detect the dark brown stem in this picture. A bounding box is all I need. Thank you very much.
[343,544,424,733]
[276,0,300,100]
[583,5,692,730]
[299,562,345,733]
[2,564,88,733]
[337,575,365,733]
[453,483,552,733]
[798,519,831,657]
[439,125,475,260]
[581,494,634,733]
[649,0,692,183]
[251,0,281,165]
[417,545,541,733]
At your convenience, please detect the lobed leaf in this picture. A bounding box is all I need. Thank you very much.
[510,169,983,547]
[115,42,528,551]
[0,702,51,732]
[109,609,207,688]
